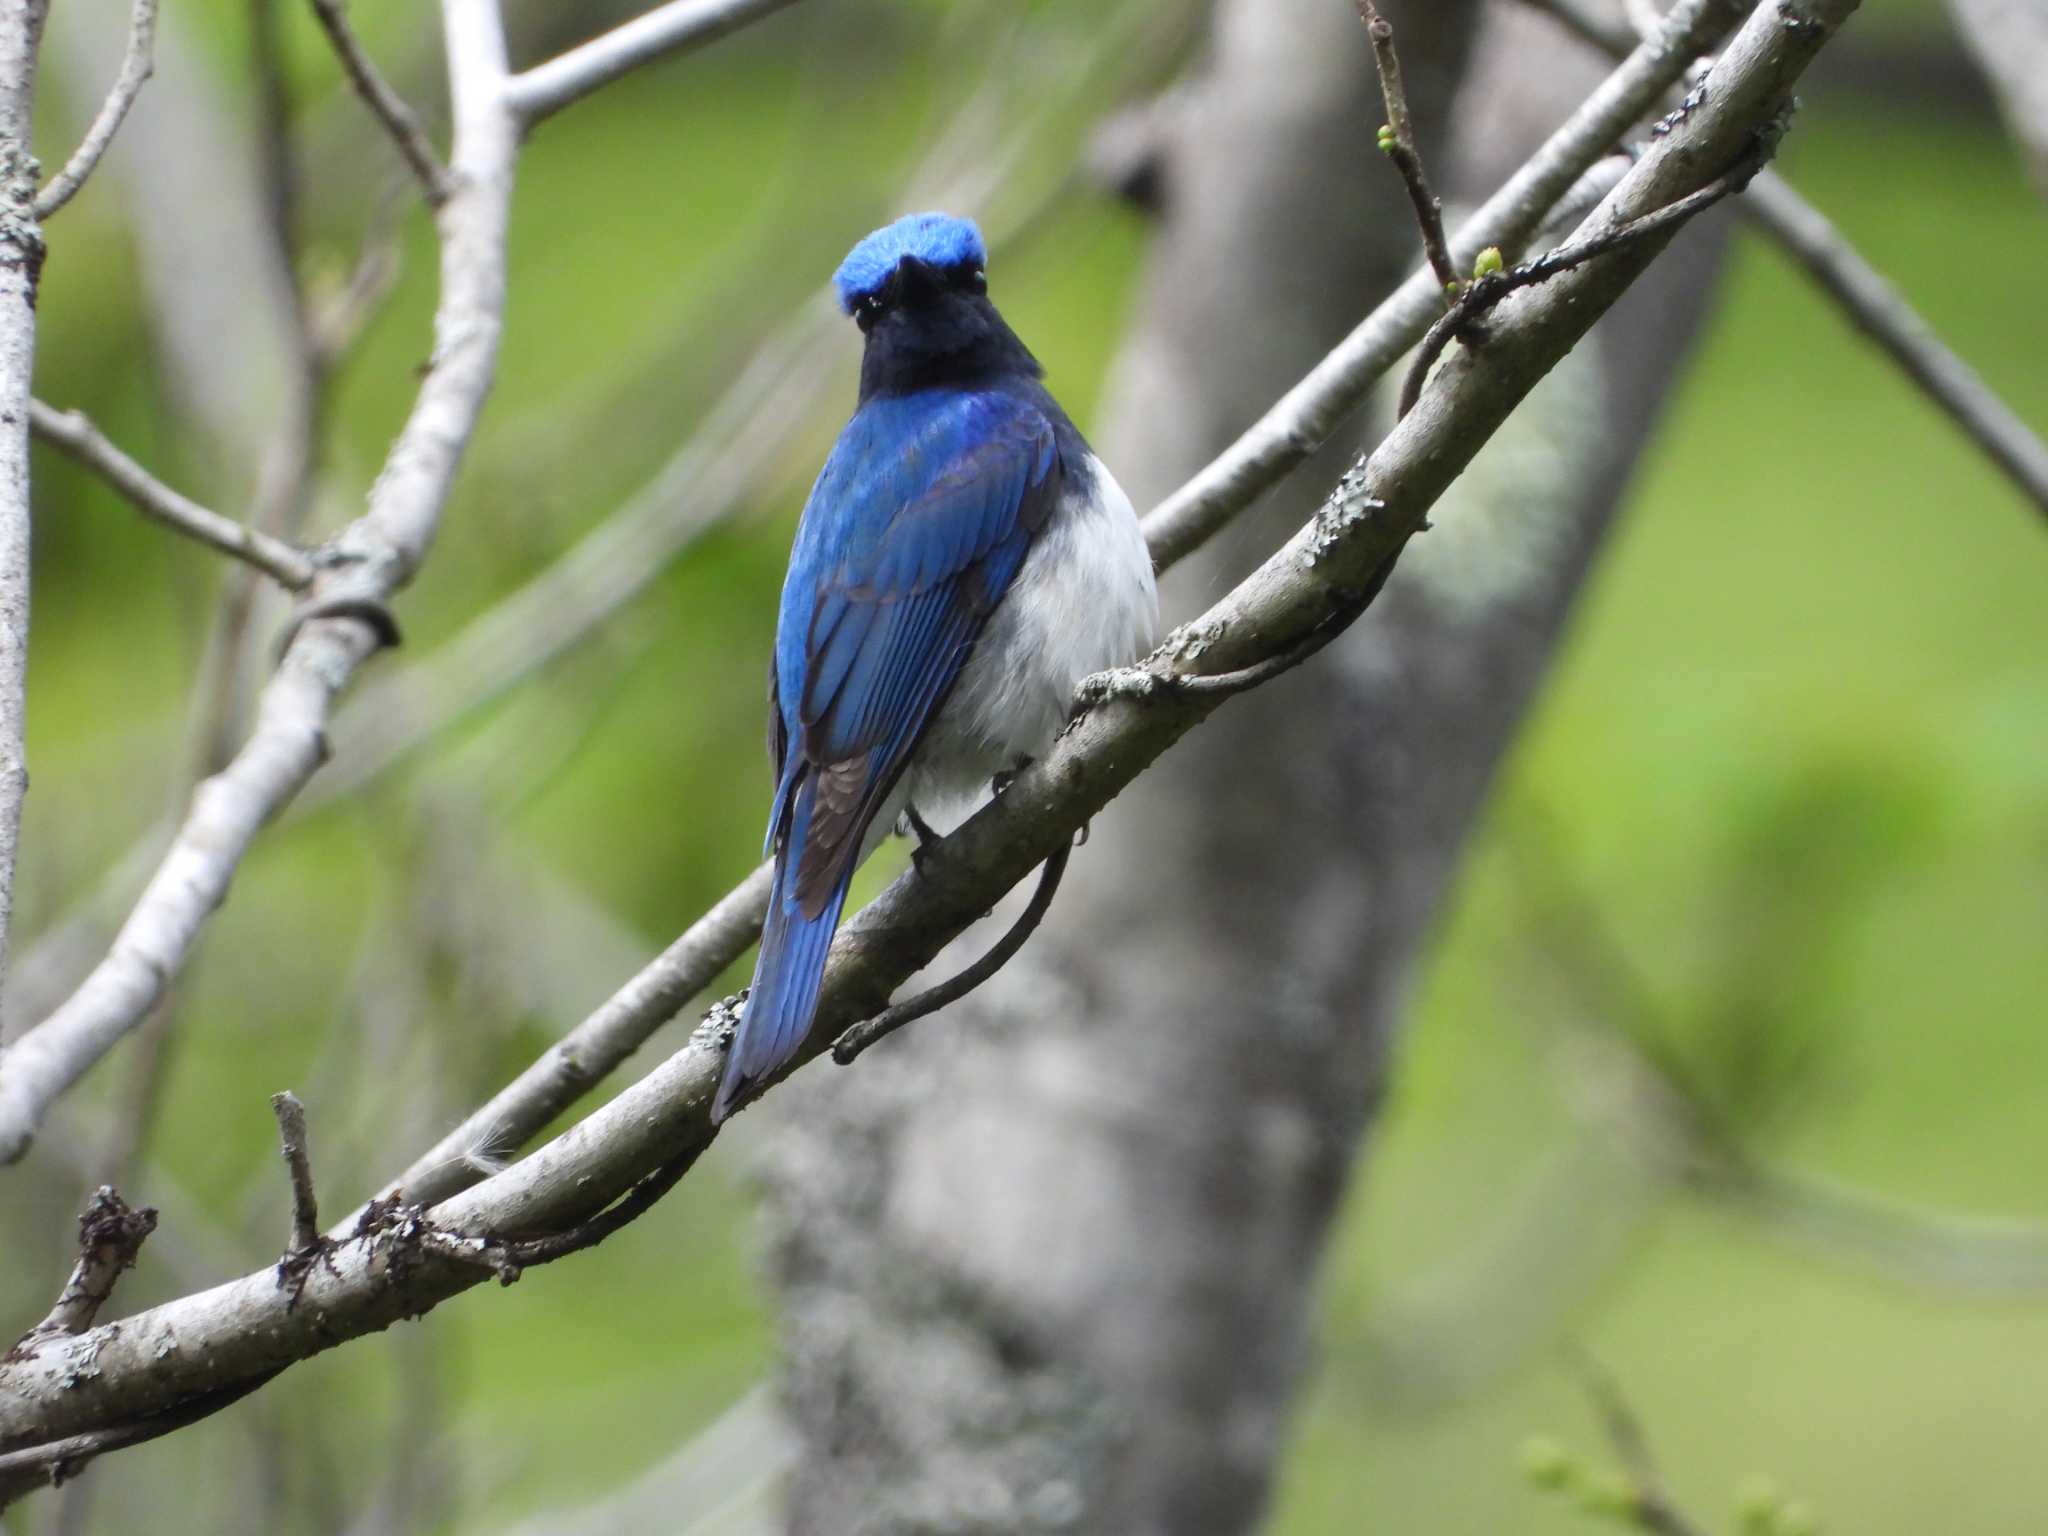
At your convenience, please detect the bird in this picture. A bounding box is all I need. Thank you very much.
[710,212,1158,1124]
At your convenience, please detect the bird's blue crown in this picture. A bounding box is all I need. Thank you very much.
[833,213,987,314]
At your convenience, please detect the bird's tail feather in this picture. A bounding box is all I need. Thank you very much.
[712,805,854,1123]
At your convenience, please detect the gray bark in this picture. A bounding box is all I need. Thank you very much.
[754,4,1732,1534]
[0,4,46,1014]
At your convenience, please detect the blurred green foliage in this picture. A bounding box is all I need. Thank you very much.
[3,1,2044,1532]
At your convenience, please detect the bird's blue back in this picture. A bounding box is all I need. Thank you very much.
[714,384,1061,1120]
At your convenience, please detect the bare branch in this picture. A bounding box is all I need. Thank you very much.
[307,0,453,206]
[0,1,48,1051]
[1743,169,2048,522]
[829,842,1072,1069]
[506,0,805,125]
[1569,1352,1711,1536]
[1357,1,1461,296]
[0,0,1863,1469]
[269,1091,321,1258]
[28,400,317,588]
[0,0,521,1165]
[33,0,156,218]
[1140,0,1749,573]
[1400,163,1757,417]
[1520,0,2048,522]
[8,1186,157,1353]
[348,860,773,1222]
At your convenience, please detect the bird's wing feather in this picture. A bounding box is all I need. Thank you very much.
[767,390,1059,914]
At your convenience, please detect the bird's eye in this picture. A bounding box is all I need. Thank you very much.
[966,268,987,295]
[854,294,885,332]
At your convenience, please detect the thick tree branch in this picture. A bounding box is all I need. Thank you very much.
[307,0,453,206]
[28,400,317,588]
[0,0,520,1166]
[506,0,806,125]
[0,0,1861,1471]
[0,2,46,1035]
[32,0,156,219]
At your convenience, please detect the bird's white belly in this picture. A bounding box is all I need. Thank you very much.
[908,454,1157,817]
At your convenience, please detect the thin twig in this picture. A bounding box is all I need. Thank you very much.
[428,1143,707,1283]
[1139,0,1752,572]
[8,1187,157,1354]
[506,0,806,125]
[1399,167,1752,417]
[269,1092,321,1258]
[831,843,1072,1068]
[1569,1351,1711,1536]
[1516,0,2048,520]
[1743,169,2048,522]
[1357,1,1460,296]
[29,400,317,588]
[307,0,452,205]
[33,0,157,218]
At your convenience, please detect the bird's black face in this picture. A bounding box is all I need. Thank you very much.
[849,253,988,335]
[853,255,1036,402]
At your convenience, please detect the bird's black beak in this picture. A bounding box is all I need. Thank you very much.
[895,255,942,305]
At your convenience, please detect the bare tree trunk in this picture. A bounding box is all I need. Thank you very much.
[751,3,1733,1533]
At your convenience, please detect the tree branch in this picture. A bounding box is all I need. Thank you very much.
[28,400,317,588]
[269,1091,322,1259]
[829,841,1072,1069]
[1139,0,1749,573]
[506,0,806,125]
[0,0,1863,1470]
[7,1186,157,1354]
[32,0,156,219]
[307,0,453,206]
[1519,0,2048,522]
[1399,162,1758,417]
[1741,169,2048,522]
[0,1,47,1046]
[0,0,520,1167]
[1570,1352,1711,1536]
[1358,1,1461,296]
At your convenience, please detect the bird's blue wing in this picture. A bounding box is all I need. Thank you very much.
[714,389,1060,1122]
[768,389,1059,912]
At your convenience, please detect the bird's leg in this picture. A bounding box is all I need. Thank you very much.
[898,803,943,874]
[990,755,1033,797]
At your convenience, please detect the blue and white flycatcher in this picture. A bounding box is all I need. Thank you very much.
[711,212,1158,1123]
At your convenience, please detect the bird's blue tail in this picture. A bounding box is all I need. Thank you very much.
[712,794,855,1123]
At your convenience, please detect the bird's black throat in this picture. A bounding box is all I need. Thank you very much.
[855,259,1043,403]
